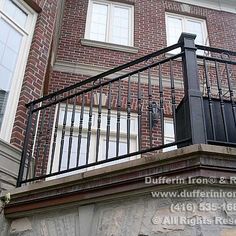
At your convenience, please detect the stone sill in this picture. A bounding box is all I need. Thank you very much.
[81,38,139,54]
[3,144,236,217]
[0,139,21,192]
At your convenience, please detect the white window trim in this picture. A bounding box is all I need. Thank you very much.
[165,12,209,55]
[0,0,37,142]
[85,0,134,47]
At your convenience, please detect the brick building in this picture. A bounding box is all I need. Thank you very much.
[1,0,236,235]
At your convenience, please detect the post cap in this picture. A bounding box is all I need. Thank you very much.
[178,33,197,43]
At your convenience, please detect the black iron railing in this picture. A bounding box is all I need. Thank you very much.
[16,33,236,187]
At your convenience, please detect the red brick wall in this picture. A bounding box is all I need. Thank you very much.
[55,0,236,69]
[10,0,60,148]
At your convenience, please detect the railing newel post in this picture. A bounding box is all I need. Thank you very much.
[178,33,207,145]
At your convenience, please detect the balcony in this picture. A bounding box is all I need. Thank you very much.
[16,33,236,187]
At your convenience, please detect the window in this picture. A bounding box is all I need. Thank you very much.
[85,0,134,46]
[163,119,176,152]
[0,0,37,141]
[165,13,208,54]
[48,104,139,178]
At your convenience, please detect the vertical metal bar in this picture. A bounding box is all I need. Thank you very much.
[225,63,236,125]
[116,79,121,157]
[95,84,102,162]
[16,104,34,187]
[159,64,164,146]
[127,75,131,154]
[67,97,76,169]
[41,104,54,175]
[170,60,177,139]
[58,100,68,172]
[77,94,85,167]
[33,108,46,178]
[215,61,229,141]
[204,59,216,140]
[49,103,61,174]
[148,67,153,147]
[86,90,94,164]
[137,72,142,151]
[25,111,38,180]
[106,83,112,160]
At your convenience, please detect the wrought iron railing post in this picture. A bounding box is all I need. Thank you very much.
[178,33,207,144]
[16,104,34,187]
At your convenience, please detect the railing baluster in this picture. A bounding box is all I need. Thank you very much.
[95,84,102,162]
[42,104,54,175]
[148,67,153,147]
[170,60,177,138]
[204,59,216,140]
[86,90,94,164]
[215,61,229,141]
[127,75,131,154]
[25,111,38,180]
[77,94,85,166]
[106,83,112,160]
[67,97,76,169]
[225,63,236,125]
[58,100,68,171]
[49,103,60,174]
[116,79,121,157]
[159,64,164,145]
[137,72,142,151]
[16,104,34,187]
[33,107,46,178]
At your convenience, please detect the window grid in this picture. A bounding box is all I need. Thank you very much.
[0,0,37,141]
[166,13,209,54]
[85,0,134,46]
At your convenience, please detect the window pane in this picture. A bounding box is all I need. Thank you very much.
[7,29,22,52]
[3,0,28,28]
[0,90,8,130]
[90,3,108,42]
[0,65,12,91]
[61,135,87,170]
[103,140,127,159]
[165,121,175,139]
[0,18,23,129]
[186,20,204,45]
[111,6,129,45]
[0,19,9,44]
[167,16,183,45]
[2,46,18,71]
[164,120,176,152]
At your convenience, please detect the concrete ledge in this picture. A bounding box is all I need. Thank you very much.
[53,60,184,88]
[4,144,236,217]
[81,38,139,53]
[173,0,236,14]
[0,139,21,192]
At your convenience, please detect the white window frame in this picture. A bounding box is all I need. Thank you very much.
[0,0,37,142]
[47,104,139,179]
[85,0,134,46]
[164,118,176,152]
[165,12,209,54]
